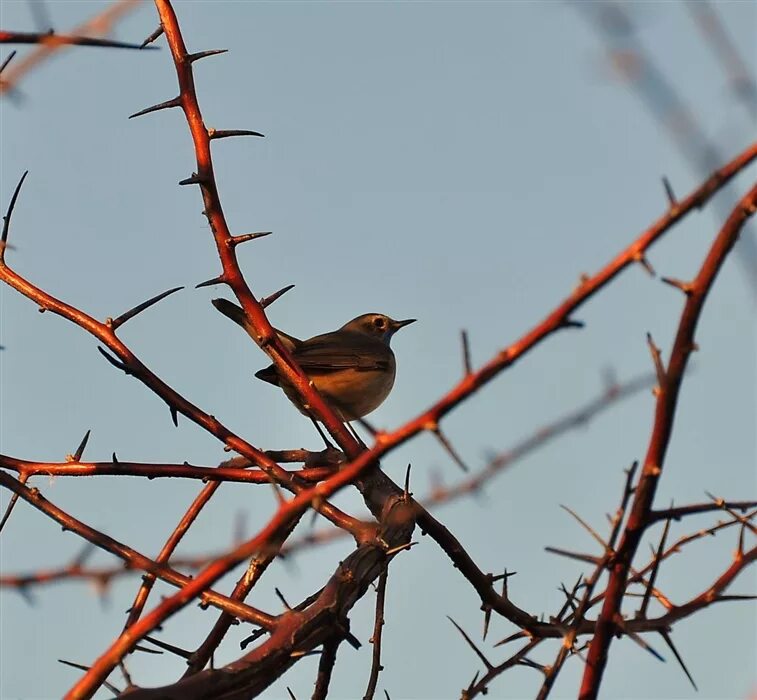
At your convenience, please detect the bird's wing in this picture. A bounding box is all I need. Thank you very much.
[254,344,387,386]
[292,333,392,372]
[254,332,391,385]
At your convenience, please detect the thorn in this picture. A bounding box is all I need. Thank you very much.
[556,573,584,621]
[97,347,130,374]
[195,275,226,289]
[662,176,677,206]
[131,645,162,655]
[187,48,228,62]
[178,173,206,186]
[559,504,607,549]
[58,659,122,694]
[493,629,527,648]
[466,670,481,694]
[275,587,292,610]
[143,635,192,659]
[110,286,183,330]
[309,502,320,528]
[1,170,29,258]
[461,330,472,375]
[0,50,17,75]
[634,252,656,277]
[286,688,297,700]
[128,96,181,119]
[67,429,91,462]
[385,541,416,556]
[403,464,412,500]
[17,585,35,606]
[240,628,267,649]
[561,318,585,329]
[140,26,163,49]
[0,484,24,534]
[482,605,492,641]
[431,425,470,472]
[209,128,265,140]
[112,452,119,464]
[447,616,494,670]
[268,476,287,506]
[660,277,693,295]
[490,568,517,585]
[169,406,178,427]
[228,231,272,247]
[544,546,600,565]
[117,660,133,691]
[260,283,294,308]
[615,615,665,662]
[646,332,666,388]
[659,629,697,691]
[558,581,579,614]
[637,514,671,619]
[517,656,546,672]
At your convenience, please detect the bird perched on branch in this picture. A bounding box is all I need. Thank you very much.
[212,298,415,430]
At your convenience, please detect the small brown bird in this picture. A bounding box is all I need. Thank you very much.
[212,299,415,422]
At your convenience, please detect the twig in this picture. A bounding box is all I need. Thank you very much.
[1,1,148,95]
[312,637,341,700]
[0,471,275,628]
[363,570,389,700]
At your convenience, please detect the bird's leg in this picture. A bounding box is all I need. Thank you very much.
[345,421,367,448]
[310,417,336,450]
[355,417,377,438]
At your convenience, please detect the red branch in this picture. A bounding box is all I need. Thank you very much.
[579,183,757,698]
[0,471,275,628]
[0,454,335,484]
[146,0,361,456]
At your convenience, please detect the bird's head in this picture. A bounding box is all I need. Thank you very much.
[342,313,416,344]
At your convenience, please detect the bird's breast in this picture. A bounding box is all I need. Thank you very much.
[282,361,396,421]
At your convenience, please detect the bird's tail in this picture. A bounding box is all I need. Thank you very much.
[212,298,250,331]
[212,298,302,350]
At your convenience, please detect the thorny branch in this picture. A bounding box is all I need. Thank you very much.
[0,371,652,593]
[0,1,755,698]
[579,183,757,699]
[1,0,150,99]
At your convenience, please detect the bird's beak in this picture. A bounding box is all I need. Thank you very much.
[392,318,416,331]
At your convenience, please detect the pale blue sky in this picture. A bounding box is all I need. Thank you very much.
[1,2,755,699]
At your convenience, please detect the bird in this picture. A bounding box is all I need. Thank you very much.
[212,298,415,435]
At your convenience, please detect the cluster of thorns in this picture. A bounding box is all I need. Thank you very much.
[0,3,755,699]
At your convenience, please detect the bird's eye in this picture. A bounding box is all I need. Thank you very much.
[373,317,386,330]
